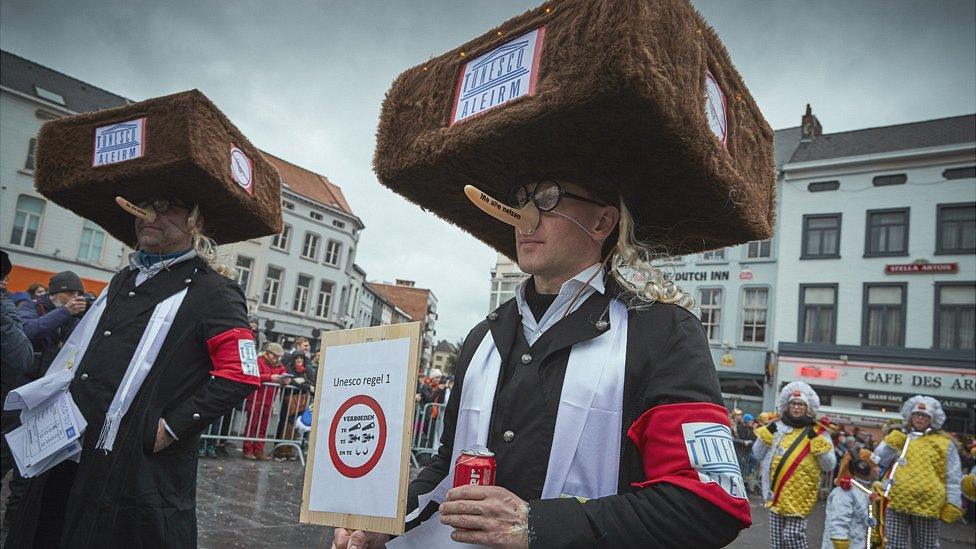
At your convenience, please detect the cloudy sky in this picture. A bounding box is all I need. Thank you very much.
[2,0,974,343]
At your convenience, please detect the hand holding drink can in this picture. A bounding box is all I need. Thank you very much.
[453,445,496,487]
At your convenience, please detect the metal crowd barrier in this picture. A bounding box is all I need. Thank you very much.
[411,402,446,467]
[200,382,313,465]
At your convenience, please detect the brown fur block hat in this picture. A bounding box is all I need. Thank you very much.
[35,89,282,246]
[375,0,774,259]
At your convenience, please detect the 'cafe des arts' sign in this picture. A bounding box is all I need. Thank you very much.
[781,356,975,401]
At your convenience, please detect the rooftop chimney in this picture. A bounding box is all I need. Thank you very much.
[801,104,822,141]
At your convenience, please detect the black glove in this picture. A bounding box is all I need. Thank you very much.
[767,422,777,434]
[806,428,818,439]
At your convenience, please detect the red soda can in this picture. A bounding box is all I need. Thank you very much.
[453,445,496,487]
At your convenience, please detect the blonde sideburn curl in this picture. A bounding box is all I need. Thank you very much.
[190,213,236,279]
[609,201,695,311]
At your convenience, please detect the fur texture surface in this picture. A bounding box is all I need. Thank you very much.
[35,89,282,246]
[374,0,775,258]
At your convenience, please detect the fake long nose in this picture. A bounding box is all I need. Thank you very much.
[463,185,539,236]
[115,196,156,223]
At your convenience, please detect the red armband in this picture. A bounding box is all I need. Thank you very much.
[206,328,261,387]
[627,402,752,527]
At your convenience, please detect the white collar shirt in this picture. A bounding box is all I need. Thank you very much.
[514,262,605,346]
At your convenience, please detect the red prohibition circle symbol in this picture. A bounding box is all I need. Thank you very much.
[328,394,387,478]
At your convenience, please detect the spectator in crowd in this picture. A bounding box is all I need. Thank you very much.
[0,251,34,526]
[26,283,46,298]
[418,368,446,449]
[273,353,314,461]
[8,292,30,307]
[243,343,290,460]
[249,317,266,354]
[283,336,312,369]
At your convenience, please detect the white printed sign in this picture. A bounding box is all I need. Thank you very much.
[704,71,728,147]
[451,27,546,125]
[229,145,254,195]
[307,337,411,518]
[93,117,147,167]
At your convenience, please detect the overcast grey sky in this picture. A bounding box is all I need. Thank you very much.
[2,1,974,343]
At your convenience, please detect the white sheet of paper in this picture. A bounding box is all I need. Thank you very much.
[386,512,490,549]
[307,337,411,518]
[3,368,73,412]
[23,392,84,465]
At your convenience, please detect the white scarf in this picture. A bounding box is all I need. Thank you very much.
[392,299,628,548]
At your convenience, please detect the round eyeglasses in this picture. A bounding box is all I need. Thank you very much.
[135,199,190,214]
[508,181,608,212]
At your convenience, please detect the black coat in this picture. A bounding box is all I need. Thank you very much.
[407,289,745,548]
[8,257,256,548]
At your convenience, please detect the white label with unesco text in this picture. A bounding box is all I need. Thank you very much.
[92,117,146,167]
[682,422,746,499]
[451,27,546,125]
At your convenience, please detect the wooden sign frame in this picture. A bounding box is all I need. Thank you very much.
[300,321,422,534]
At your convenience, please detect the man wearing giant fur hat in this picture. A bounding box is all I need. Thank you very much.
[336,0,774,547]
[870,396,963,549]
[753,381,837,549]
[4,90,282,547]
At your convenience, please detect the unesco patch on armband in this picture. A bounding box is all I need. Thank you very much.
[238,339,259,377]
[682,422,746,499]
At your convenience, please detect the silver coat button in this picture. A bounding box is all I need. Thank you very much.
[103,330,112,337]
[193,413,201,421]
[128,291,136,297]
[503,430,515,443]
[520,353,532,365]
[184,278,192,284]
[487,312,498,321]
[595,320,609,331]
[80,373,89,380]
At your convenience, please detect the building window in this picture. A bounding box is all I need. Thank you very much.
[863,284,906,347]
[701,248,726,261]
[746,239,771,259]
[301,232,320,260]
[282,200,295,210]
[873,173,907,187]
[25,138,37,171]
[324,240,342,266]
[77,221,106,262]
[936,203,975,254]
[309,211,323,221]
[935,283,975,350]
[271,225,291,251]
[698,288,722,342]
[808,180,839,192]
[316,280,335,318]
[10,195,45,248]
[235,256,254,293]
[293,275,312,313]
[799,284,837,344]
[741,287,768,344]
[333,219,346,229]
[865,208,909,256]
[34,86,65,105]
[262,266,283,306]
[943,166,975,180]
[801,214,841,259]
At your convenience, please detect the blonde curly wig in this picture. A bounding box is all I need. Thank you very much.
[608,201,695,311]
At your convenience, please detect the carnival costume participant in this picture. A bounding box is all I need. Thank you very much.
[821,451,878,549]
[334,1,777,547]
[4,90,283,548]
[753,381,837,549]
[871,396,963,549]
[962,442,976,502]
